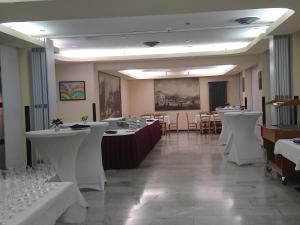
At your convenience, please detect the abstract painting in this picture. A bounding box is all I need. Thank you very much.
[59,81,86,101]
[154,78,200,111]
[99,73,122,119]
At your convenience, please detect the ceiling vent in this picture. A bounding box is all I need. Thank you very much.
[235,17,259,25]
[143,41,160,47]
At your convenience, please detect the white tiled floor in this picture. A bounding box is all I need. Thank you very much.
[57,132,300,225]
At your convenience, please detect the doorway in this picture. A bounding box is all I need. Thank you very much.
[209,81,227,111]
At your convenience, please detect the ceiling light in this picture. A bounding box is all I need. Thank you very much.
[57,42,250,60]
[2,22,47,36]
[235,17,260,25]
[119,65,236,79]
[143,41,160,47]
[184,65,236,76]
[242,26,269,38]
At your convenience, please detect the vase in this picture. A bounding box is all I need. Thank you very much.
[54,125,60,132]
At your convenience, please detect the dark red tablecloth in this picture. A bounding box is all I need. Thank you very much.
[101,120,162,169]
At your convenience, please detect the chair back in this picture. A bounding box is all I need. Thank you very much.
[200,112,211,122]
[141,113,153,118]
[185,112,190,123]
[176,112,179,124]
[212,113,220,122]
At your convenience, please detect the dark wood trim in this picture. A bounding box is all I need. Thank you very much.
[244,97,248,109]
[294,96,299,125]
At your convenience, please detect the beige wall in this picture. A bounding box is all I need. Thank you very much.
[56,63,98,122]
[128,75,240,130]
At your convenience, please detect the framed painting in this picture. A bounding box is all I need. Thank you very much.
[98,73,122,119]
[154,78,200,111]
[59,81,86,101]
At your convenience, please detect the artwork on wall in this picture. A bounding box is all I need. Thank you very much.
[98,73,122,119]
[154,78,200,111]
[59,81,86,101]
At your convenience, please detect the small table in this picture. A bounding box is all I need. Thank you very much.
[26,128,90,207]
[6,182,86,225]
[224,112,263,165]
[64,122,109,190]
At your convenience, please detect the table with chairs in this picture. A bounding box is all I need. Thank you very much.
[194,111,222,134]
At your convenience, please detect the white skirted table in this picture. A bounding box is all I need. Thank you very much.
[275,139,300,171]
[217,109,242,145]
[224,111,263,165]
[25,128,90,209]
[5,182,85,225]
[64,122,109,190]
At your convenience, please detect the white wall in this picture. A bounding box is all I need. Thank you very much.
[0,45,23,167]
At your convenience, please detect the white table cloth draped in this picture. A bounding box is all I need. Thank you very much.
[275,139,300,170]
[64,122,109,190]
[217,109,242,145]
[26,129,90,207]
[6,182,85,225]
[224,112,264,165]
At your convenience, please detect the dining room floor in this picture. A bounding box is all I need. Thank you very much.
[58,132,300,225]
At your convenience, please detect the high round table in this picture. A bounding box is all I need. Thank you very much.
[217,109,242,146]
[64,122,109,190]
[26,128,90,208]
[223,111,263,165]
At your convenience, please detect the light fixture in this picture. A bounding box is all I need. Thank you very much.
[57,42,250,60]
[2,22,47,36]
[119,65,236,79]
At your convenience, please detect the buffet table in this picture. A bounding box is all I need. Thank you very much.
[275,139,300,171]
[101,120,161,169]
[6,182,85,225]
[261,125,300,183]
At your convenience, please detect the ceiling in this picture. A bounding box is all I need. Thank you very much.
[1,0,300,78]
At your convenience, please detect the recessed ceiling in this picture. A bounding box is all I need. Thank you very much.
[2,8,293,61]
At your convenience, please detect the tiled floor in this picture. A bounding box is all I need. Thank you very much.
[59,132,300,225]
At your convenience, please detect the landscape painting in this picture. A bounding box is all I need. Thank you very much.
[59,81,86,101]
[99,73,122,119]
[154,78,200,111]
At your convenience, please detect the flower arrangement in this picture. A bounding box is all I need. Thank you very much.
[51,118,63,131]
[81,115,88,123]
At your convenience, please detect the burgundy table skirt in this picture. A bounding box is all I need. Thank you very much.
[101,120,162,169]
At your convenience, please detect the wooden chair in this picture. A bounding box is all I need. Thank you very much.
[140,113,153,118]
[199,112,211,134]
[169,112,179,132]
[212,113,222,134]
[185,112,197,132]
[154,113,168,135]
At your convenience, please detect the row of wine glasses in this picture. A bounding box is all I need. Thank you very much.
[0,163,57,224]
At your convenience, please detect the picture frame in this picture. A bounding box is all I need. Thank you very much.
[59,81,86,101]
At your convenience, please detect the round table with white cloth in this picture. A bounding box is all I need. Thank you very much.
[217,109,242,145]
[63,122,109,191]
[26,128,90,208]
[223,111,264,166]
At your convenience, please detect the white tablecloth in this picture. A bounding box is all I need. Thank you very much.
[275,139,300,170]
[64,122,109,191]
[156,115,170,125]
[6,182,86,225]
[26,128,90,207]
[217,109,242,145]
[224,111,264,165]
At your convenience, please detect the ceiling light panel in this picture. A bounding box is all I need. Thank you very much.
[119,65,236,79]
